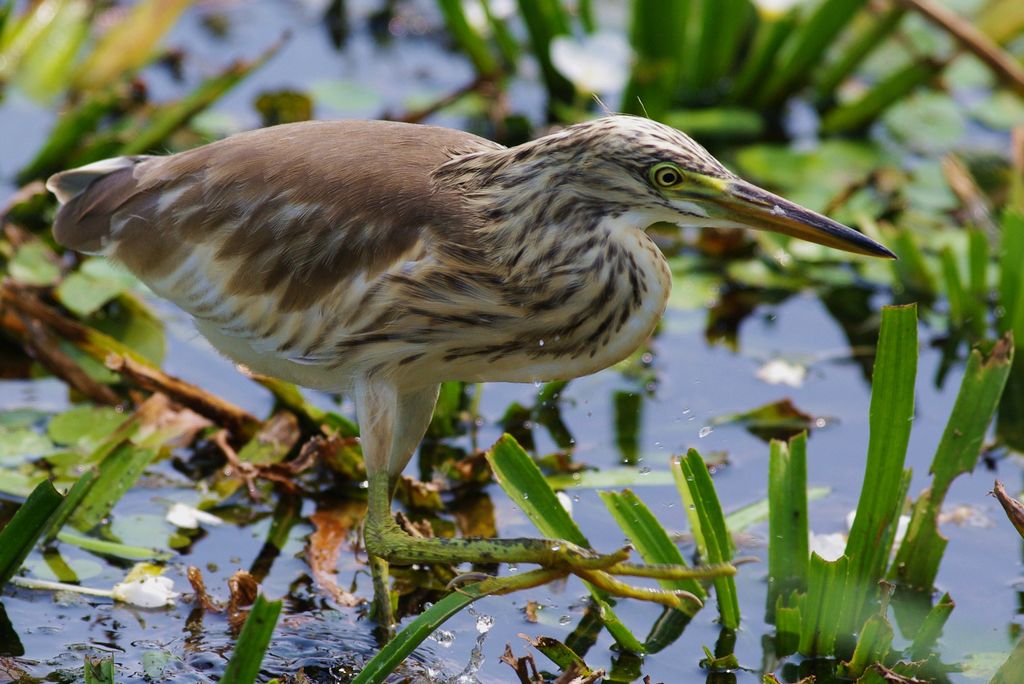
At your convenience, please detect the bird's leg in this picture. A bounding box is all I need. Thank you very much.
[356,376,728,623]
[364,470,630,569]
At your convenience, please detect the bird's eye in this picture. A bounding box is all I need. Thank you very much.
[651,163,683,188]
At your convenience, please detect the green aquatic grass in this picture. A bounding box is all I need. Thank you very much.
[221,594,283,684]
[486,433,644,651]
[600,488,705,606]
[0,480,63,585]
[352,569,563,684]
[767,432,808,616]
[890,336,1013,590]
[436,0,500,78]
[672,449,739,629]
[842,303,917,631]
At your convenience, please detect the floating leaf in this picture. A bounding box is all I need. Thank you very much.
[9,242,60,287]
[56,271,126,318]
[254,89,313,127]
[47,405,127,450]
[735,140,886,212]
[883,92,967,154]
[89,296,166,366]
[0,428,54,462]
[710,398,816,442]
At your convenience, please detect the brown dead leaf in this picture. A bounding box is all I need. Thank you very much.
[136,396,212,448]
[395,475,445,511]
[396,511,434,539]
[308,505,365,607]
[228,570,259,608]
[867,663,927,683]
[0,657,29,682]
[500,644,542,684]
[449,449,492,484]
[187,565,221,612]
[992,480,1024,540]
[524,600,540,623]
[451,493,498,540]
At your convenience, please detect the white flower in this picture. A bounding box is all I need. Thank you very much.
[755,359,807,387]
[808,532,846,561]
[166,503,224,530]
[556,491,574,517]
[753,0,806,16]
[550,32,630,96]
[461,0,516,34]
[112,575,179,608]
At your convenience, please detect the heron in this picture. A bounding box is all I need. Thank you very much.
[47,116,893,624]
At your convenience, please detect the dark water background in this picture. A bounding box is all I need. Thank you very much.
[1,1,1020,681]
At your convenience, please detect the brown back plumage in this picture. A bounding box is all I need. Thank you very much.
[49,120,504,308]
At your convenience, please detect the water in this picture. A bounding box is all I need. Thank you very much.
[1,1,1021,682]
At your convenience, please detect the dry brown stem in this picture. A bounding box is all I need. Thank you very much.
[106,353,258,439]
[900,0,1024,97]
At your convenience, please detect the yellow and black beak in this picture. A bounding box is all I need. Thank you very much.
[712,178,896,259]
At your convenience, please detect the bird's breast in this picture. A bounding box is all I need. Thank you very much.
[431,224,672,384]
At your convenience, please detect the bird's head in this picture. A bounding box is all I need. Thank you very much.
[509,116,894,259]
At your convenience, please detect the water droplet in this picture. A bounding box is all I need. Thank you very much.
[551,544,561,552]
[522,492,529,500]
[533,380,542,388]
[559,615,572,625]
[682,407,691,415]
[771,204,786,217]
[572,494,580,503]
[538,339,545,347]
[639,465,651,475]
[815,417,827,428]
[688,504,696,510]
[699,425,713,438]
[508,564,518,573]
[430,629,455,647]
[641,352,654,364]
[475,613,495,634]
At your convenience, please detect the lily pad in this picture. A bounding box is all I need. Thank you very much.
[88,296,166,365]
[0,428,54,463]
[47,406,127,450]
[735,141,887,212]
[903,161,958,213]
[9,242,61,287]
[883,92,966,154]
[308,80,383,116]
[970,91,1024,131]
[56,271,125,318]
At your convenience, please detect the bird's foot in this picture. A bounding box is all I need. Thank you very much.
[365,518,727,614]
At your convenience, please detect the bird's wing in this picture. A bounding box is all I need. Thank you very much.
[47,120,505,378]
[49,119,503,318]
